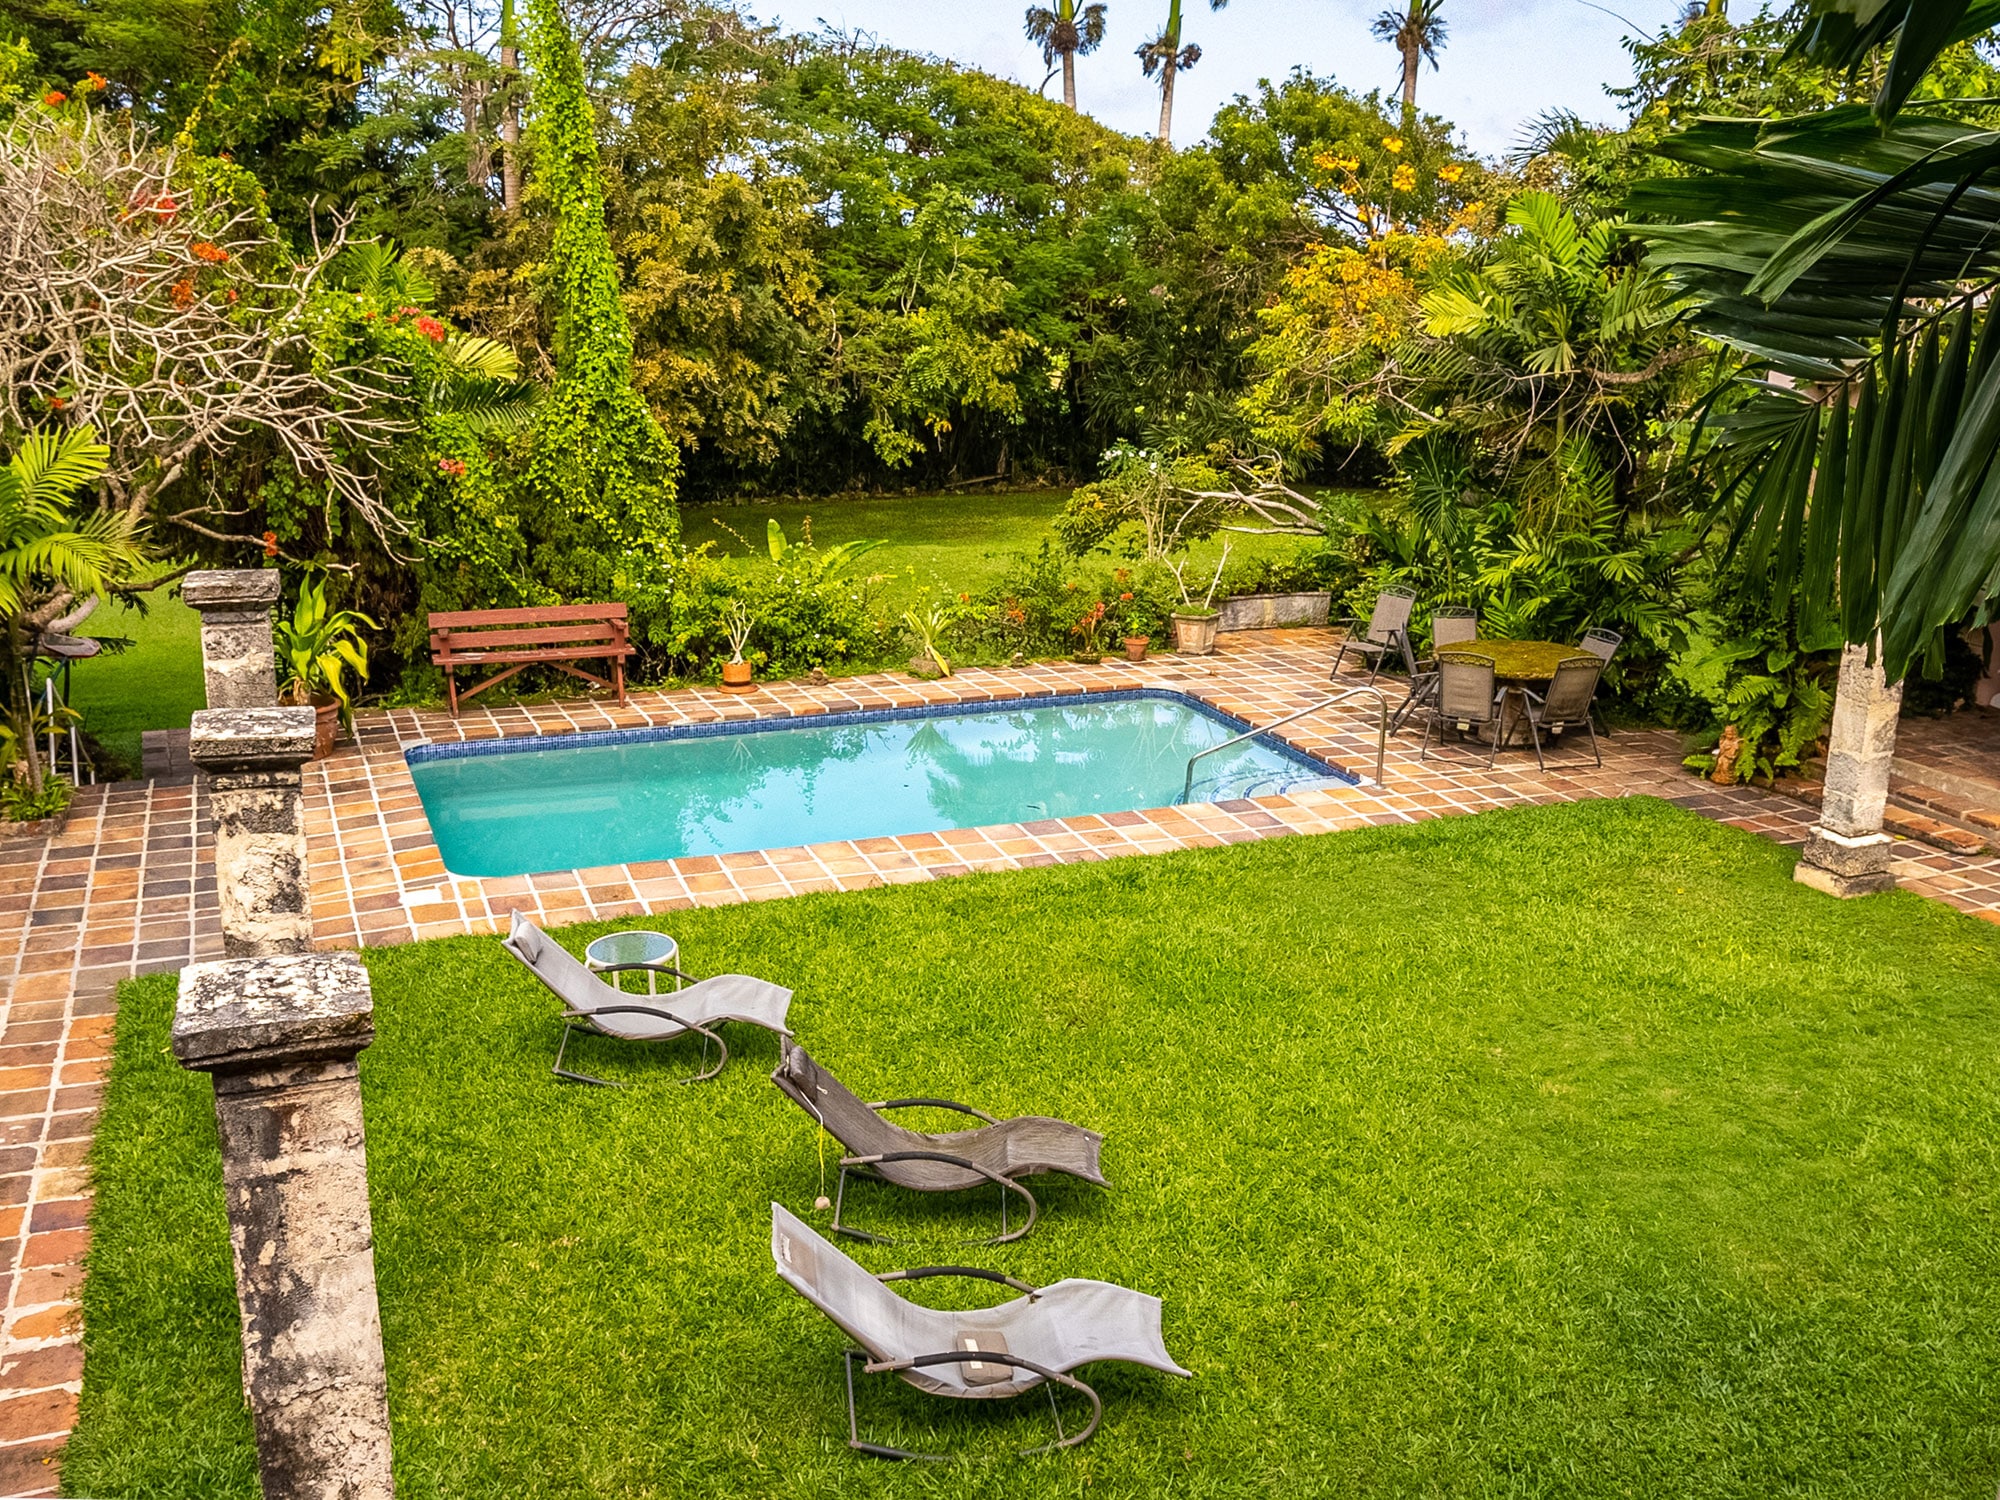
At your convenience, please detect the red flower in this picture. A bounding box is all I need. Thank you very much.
[190,241,230,264]
[262,531,279,559]
[1119,592,1133,601]
[414,315,446,342]
[153,194,178,216]
[437,457,466,478]
[48,396,66,411]
[226,288,239,303]
[42,91,66,107]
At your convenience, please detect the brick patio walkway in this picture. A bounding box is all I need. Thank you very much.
[0,627,1995,1493]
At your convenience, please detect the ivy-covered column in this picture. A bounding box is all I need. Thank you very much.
[1794,642,1904,898]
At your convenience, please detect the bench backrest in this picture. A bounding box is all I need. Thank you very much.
[428,604,629,661]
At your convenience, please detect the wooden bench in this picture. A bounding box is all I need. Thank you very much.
[428,604,634,717]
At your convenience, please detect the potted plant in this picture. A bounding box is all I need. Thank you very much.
[721,602,756,691]
[1069,599,1108,664]
[1168,542,1231,656]
[276,576,375,758]
[903,603,952,678]
[1115,589,1150,662]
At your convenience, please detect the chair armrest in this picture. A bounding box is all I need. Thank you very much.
[562,1002,701,1029]
[876,1265,1040,1297]
[865,1096,1002,1125]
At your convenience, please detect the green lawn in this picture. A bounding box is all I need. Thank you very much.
[687,490,1318,617]
[66,800,2000,1498]
[70,596,205,777]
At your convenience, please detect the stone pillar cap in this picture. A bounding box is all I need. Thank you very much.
[174,952,374,1072]
[189,706,317,771]
[184,569,282,609]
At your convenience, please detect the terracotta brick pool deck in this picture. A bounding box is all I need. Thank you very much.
[0,627,1995,1493]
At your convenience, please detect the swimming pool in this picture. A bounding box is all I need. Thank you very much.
[406,689,1354,878]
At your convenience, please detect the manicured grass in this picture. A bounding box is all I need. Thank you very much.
[687,490,1319,616]
[67,799,2000,1497]
[69,596,205,777]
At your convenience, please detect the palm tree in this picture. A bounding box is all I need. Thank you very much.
[0,426,148,794]
[1025,1,1110,111]
[1371,0,1447,118]
[1628,0,2000,681]
[1137,0,1229,146]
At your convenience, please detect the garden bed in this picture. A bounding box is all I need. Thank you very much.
[68,799,2000,1496]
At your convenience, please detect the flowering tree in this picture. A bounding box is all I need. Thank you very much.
[0,97,407,546]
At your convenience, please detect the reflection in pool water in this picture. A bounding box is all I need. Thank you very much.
[407,691,1351,878]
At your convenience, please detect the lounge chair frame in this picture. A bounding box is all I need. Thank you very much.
[771,1205,1186,1461]
[552,962,727,1086]
[771,1043,1102,1245]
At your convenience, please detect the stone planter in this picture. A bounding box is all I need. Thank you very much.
[1122,635,1150,663]
[1171,611,1221,656]
[721,660,756,693]
[907,656,945,680]
[312,698,340,760]
[1217,590,1333,633]
[0,807,69,842]
[1072,652,1104,666]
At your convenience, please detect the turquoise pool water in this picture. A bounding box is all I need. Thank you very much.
[407,691,1350,878]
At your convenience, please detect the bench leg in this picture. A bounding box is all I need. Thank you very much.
[615,656,626,707]
[445,665,459,718]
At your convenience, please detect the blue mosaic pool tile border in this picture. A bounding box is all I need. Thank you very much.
[404,687,1359,788]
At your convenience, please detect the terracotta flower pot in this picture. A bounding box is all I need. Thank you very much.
[1122,635,1150,663]
[312,698,340,760]
[1171,611,1221,656]
[721,659,755,693]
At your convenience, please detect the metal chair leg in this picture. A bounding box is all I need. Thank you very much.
[1583,714,1603,767]
[552,1025,621,1088]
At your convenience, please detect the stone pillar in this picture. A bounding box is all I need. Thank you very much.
[173,952,394,1500]
[1977,623,1999,709]
[185,569,282,710]
[1795,642,1905,898]
[189,707,316,956]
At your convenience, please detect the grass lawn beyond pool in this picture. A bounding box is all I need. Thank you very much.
[66,799,2000,1497]
[70,596,205,777]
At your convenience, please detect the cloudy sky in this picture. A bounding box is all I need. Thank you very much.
[755,0,1690,156]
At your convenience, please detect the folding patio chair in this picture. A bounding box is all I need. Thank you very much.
[1417,651,1514,767]
[502,910,792,1085]
[1518,654,1607,770]
[1391,606,1478,735]
[770,1040,1105,1244]
[1330,586,1417,685]
[770,1201,1189,1458]
[1579,627,1623,662]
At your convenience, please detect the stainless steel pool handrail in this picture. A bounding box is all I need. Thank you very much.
[1180,686,1389,804]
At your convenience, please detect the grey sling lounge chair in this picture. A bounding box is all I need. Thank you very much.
[771,1201,1189,1458]
[771,1040,1105,1244]
[502,910,792,1084]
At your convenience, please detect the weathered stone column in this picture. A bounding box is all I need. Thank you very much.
[1795,641,1905,898]
[174,952,394,1500]
[185,568,282,710]
[189,706,316,956]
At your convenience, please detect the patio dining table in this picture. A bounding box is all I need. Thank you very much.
[1437,639,1577,687]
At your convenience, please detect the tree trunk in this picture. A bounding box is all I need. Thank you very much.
[1062,48,1076,110]
[1402,43,1418,114]
[462,79,482,187]
[1157,56,1177,143]
[500,0,522,215]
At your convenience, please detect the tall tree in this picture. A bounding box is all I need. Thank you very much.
[523,0,680,633]
[1136,0,1228,145]
[1370,0,1446,118]
[1024,0,1108,110]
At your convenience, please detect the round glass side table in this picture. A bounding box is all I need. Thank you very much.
[584,930,681,994]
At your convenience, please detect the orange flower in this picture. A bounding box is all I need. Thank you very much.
[191,241,230,264]
[414,315,446,342]
[85,72,108,91]
[262,531,280,558]
[48,396,66,410]
[170,277,195,309]
[437,457,467,478]
[42,91,66,107]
